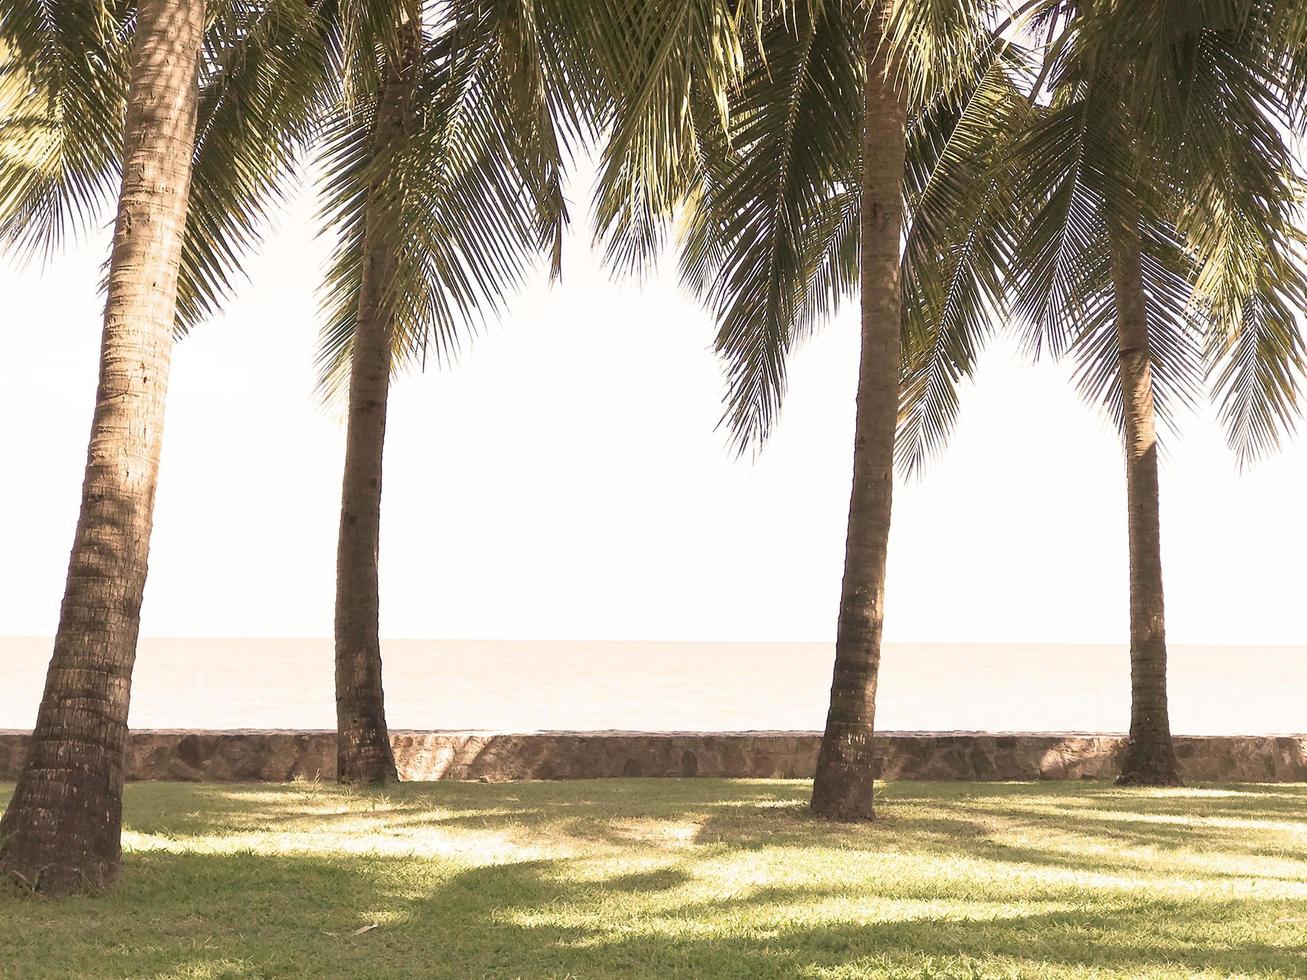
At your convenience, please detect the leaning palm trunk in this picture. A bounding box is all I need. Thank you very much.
[1107,214,1183,787]
[810,24,907,822]
[0,0,204,894]
[333,35,421,785]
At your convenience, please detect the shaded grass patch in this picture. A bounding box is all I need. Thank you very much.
[1,779,1305,978]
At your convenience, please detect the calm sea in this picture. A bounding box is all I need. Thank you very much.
[0,638,1302,734]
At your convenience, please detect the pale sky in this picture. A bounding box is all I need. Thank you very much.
[2,173,1304,647]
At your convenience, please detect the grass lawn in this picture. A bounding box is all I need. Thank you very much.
[1,780,1305,979]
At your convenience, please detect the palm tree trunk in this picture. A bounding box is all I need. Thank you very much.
[0,0,204,895]
[334,33,421,786]
[1108,215,1183,787]
[810,20,907,821]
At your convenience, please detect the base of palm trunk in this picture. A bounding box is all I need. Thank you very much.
[809,794,876,822]
[0,856,114,898]
[0,823,117,896]
[1115,737,1184,787]
[810,750,877,822]
[336,736,399,785]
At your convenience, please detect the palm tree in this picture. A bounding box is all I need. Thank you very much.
[326,11,425,786]
[811,4,911,821]
[0,0,205,895]
[592,0,1021,819]
[313,0,573,783]
[900,0,1307,785]
[0,0,337,892]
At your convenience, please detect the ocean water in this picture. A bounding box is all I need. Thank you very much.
[0,638,1302,734]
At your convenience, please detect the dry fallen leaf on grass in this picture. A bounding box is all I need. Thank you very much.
[320,923,381,939]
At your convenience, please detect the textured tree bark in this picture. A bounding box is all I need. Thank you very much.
[810,20,907,821]
[0,0,204,895]
[1108,215,1183,787]
[333,31,421,785]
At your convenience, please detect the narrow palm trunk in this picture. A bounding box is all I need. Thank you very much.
[1108,216,1183,787]
[334,37,420,785]
[810,23,907,821]
[0,0,203,894]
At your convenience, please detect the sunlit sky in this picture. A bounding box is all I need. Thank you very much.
[2,166,1304,647]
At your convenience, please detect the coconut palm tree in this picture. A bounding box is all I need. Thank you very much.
[900,0,1307,786]
[0,0,340,892]
[325,9,425,787]
[0,0,208,895]
[312,0,575,783]
[591,0,1024,820]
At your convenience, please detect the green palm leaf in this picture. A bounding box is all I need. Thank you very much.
[686,0,862,452]
[0,0,129,258]
[177,0,337,332]
[315,0,572,396]
[897,31,1032,472]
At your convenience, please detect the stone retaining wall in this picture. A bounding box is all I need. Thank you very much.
[2,731,1305,783]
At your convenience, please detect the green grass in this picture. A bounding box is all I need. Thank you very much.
[1,780,1305,979]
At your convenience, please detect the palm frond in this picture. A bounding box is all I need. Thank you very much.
[0,0,130,259]
[882,0,1004,108]
[316,1,570,397]
[586,0,754,276]
[1194,188,1307,460]
[682,1,862,452]
[1155,6,1307,458]
[1007,91,1112,360]
[896,32,1032,473]
[177,0,337,332]
[1069,217,1205,437]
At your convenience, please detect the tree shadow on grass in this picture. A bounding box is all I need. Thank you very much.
[677,790,1307,890]
[4,847,1303,979]
[2,780,1305,978]
[168,779,1303,874]
[405,861,1307,979]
